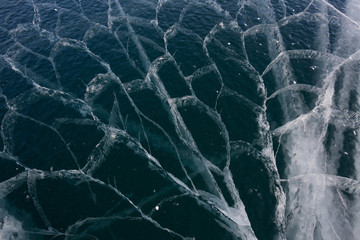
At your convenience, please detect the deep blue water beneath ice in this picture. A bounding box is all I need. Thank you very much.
[1,0,360,239]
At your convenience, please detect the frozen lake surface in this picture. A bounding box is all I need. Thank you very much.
[1,0,360,239]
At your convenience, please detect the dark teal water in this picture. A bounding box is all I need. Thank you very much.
[1,0,360,239]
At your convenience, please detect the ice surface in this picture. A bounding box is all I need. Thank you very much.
[0,0,360,239]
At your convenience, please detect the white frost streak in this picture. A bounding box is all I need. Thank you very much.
[276,0,360,239]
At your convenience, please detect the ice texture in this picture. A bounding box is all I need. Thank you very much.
[0,0,360,239]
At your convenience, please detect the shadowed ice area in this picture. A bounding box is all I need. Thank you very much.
[1,0,360,239]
